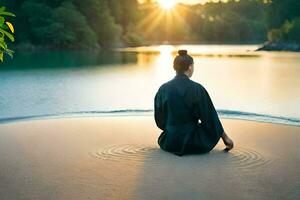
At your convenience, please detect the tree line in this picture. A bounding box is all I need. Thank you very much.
[1,0,141,50]
[1,0,299,50]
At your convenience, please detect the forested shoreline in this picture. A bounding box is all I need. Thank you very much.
[1,0,299,51]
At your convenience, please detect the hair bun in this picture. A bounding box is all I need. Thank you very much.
[178,50,188,56]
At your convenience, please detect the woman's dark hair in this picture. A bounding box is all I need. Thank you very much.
[173,50,194,74]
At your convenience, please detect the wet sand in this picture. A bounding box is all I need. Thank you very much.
[0,116,299,200]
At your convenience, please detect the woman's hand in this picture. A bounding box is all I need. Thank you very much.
[221,131,234,151]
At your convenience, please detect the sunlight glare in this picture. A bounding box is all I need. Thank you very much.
[157,0,177,10]
[159,45,174,56]
[154,45,175,81]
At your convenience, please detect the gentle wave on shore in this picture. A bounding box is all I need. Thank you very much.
[0,109,299,127]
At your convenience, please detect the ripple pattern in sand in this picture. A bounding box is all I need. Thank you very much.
[89,144,160,164]
[90,144,271,169]
[223,147,272,169]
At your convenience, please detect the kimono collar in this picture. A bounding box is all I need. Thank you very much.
[175,73,189,79]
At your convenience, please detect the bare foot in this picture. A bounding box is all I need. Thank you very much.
[222,132,234,151]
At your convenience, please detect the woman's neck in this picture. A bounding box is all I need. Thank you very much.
[176,73,189,78]
[184,71,190,77]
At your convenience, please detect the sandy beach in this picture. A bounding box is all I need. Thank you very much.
[0,116,299,200]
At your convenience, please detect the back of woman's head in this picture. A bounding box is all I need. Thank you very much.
[173,50,194,74]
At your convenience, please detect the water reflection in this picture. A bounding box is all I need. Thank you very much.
[0,45,300,121]
[154,45,175,83]
[0,50,138,70]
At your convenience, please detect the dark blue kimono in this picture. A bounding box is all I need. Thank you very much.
[154,73,224,156]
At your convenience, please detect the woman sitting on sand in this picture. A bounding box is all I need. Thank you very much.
[154,50,234,156]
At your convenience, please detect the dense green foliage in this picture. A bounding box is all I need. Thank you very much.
[180,0,268,43]
[0,0,299,50]
[0,6,15,61]
[266,0,300,43]
[1,0,139,49]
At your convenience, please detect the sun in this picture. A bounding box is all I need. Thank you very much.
[157,0,177,10]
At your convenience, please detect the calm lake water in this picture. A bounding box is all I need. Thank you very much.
[1,45,300,126]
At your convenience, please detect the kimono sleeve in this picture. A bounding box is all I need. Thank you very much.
[154,86,165,130]
[195,85,224,137]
